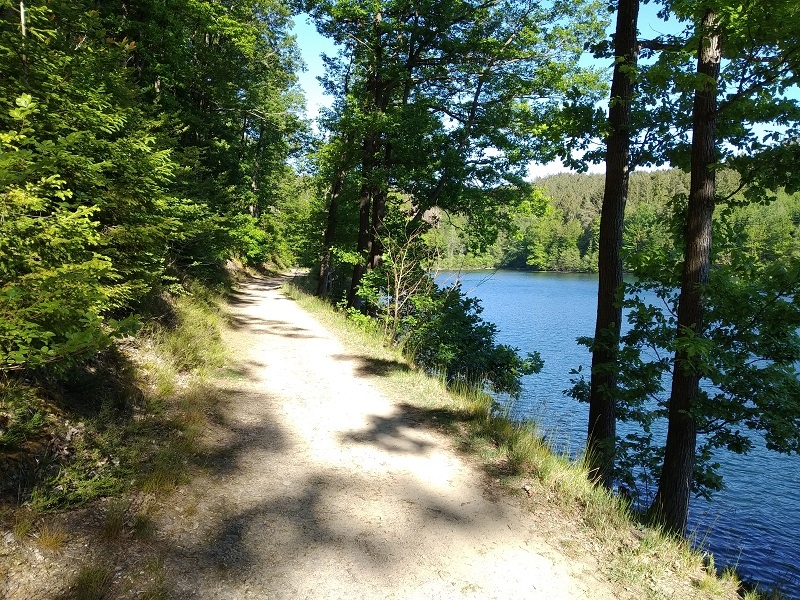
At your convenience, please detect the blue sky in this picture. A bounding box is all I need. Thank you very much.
[292,15,337,122]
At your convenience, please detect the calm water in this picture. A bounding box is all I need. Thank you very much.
[438,269,800,597]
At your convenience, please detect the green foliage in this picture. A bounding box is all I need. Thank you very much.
[430,168,800,279]
[0,96,137,371]
[354,216,541,398]
[592,196,800,501]
[0,383,47,449]
[523,205,598,272]
[401,283,543,398]
[309,0,608,305]
[0,0,306,374]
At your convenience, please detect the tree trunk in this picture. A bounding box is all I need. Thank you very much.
[347,176,373,310]
[649,8,721,533]
[316,167,346,298]
[348,17,385,310]
[587,0,639,489]
[367,144,392,274]
[348,130,379,309]
[368,187,387,271]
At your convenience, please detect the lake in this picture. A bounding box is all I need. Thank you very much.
[438,269,800,597]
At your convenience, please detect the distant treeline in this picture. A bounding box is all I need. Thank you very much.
[429,168,800,272]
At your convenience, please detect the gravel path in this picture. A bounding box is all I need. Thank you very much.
[152,277,616,599]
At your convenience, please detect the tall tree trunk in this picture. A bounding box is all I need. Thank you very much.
[367,144,392,274]
[368,187,387,271]
[649,8,721,533]
[316,167,346,298]
[348,130,379,309]
[347,175,373,310]
[348,15,385,310]
[586,0,640,489]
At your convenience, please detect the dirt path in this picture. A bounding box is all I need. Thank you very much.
[1,276,622,599]
[148,276,617,599]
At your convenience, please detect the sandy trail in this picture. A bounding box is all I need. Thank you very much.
[156,277,615,599]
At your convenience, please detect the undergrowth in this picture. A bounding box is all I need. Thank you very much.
[0,279,226,518]
[283,282,766,600]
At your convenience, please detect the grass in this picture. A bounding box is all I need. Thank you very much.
[132,511,156,540]
[101,498,129,540]
[35,520,68,551]
[12,507,36,539]
[283,282,760,600]
[138,555,169,600]
[0,382,48,449]
[70,564,114,600]
[0,279,230,599]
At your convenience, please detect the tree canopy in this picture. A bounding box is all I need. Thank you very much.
[1,0,306,371]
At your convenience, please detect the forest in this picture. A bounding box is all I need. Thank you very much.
[1,0,799,568]
[431,168,800,273]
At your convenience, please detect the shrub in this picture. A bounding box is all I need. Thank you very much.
[400,282,542,397]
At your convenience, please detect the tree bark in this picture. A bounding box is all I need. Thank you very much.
[649,8,721,533]
[368,187,387,270]
[316,167,346,298]
[587,0,639,489]
[348,13,386,310]
[347,173,374,310]
[367,144,392,274]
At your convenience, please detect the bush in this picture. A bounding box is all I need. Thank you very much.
[1,102,137,371]
[400,282,542,397]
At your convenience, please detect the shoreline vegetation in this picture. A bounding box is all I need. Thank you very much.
[428,169,800,275]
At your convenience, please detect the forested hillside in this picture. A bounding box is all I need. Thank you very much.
[1,0,312,374]
[0,0,321,509]
[429,168,800,273]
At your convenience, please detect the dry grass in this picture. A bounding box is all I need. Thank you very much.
[12,507,35,539]
[132,291,226,498]
[35,520,68,551]
[0,281,231,599]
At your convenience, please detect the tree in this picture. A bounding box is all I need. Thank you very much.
[648,7,721,532]
[586,0,641,488]
[355,205,543,397]
[610,1,800,532]
[0,1,169,369]
[307,0,607,309]
[1,0,304,371]
[118,0,304,271]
